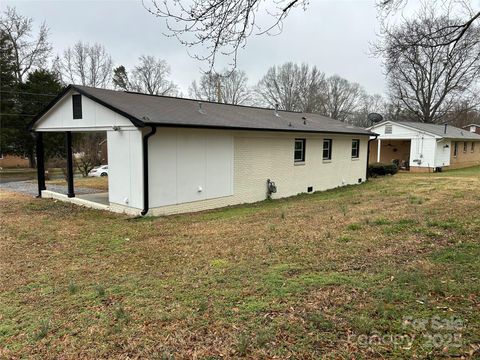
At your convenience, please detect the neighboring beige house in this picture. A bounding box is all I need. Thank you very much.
[368,121,480,172]
[463,124,480,135]
[30,85,374,216]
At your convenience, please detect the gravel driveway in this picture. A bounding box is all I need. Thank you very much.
[0,180,103,197]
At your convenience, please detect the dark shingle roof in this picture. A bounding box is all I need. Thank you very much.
[397,121,480,140]
[32,85,375,136]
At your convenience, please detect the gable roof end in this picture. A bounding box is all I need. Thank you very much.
[28,85,145,130]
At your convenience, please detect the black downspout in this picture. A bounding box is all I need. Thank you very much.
[36,132,46,198]
[366,135,378,180]
[66,131,75,198]
[141,126,157,216]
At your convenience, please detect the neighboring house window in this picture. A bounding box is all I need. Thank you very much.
[351,139,360,158]
[453,142,458,157]
[323,139,332,160]
[472,142,476,153]
[463,142,468,152]
[72,94,82,119]
[294,138,306,162]
[385,124,392,134]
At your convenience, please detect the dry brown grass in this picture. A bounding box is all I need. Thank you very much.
[46,176,108,190]
[1,167,479,359]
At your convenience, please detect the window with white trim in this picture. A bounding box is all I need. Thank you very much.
[351,139,360,158]
[323,139,332,160]
[294,138,306,162]
[463,142,468,153]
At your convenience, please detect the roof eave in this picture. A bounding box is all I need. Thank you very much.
[146,122,376,136]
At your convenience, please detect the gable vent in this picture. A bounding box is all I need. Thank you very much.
[385,124,393,134]
[72,94,82,119]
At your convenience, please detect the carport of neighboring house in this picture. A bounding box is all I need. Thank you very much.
[369,139,412,170]
[29,88,141,213]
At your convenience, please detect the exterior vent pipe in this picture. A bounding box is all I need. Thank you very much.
[444,123,448,134]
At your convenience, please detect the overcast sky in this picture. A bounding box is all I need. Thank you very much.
[2,0,388,96]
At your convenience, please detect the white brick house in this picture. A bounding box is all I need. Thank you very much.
[30,85,375,216]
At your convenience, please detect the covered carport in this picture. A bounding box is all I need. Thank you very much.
[369,139,411,170]
[29,85,144,215]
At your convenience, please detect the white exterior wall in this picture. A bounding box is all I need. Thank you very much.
[107,129,143,209]
[33,91,134,132]
[148,129,234,208]
[371,123,420,139]
[434,139,451,167]
[136,129,370,216]
[409,135,437,168]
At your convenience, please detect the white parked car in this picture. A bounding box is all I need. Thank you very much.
[88,165,108,177]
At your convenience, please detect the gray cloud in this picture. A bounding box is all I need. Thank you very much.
[2,0,386,96]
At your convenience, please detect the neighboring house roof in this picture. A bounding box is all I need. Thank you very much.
[463,124,480,128]
[370,121,480,140]
[31,84,375,136]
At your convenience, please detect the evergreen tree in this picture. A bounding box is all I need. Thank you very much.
[18,70,64,162]
[0,30,19,159]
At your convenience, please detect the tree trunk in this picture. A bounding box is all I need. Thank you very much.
[29,148,37,168]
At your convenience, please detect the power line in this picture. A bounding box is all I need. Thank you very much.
[0,90,58,97]
[0,113,36,117]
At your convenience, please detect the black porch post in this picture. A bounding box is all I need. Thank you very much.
[36,132,46,197]
[66,131,75,198]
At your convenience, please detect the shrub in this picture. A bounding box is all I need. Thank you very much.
[368,163,398,177]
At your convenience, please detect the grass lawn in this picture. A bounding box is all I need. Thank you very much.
[46,176,108,191]
[1,167,479,359]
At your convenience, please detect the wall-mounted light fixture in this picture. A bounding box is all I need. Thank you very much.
[443,144,450,149]
[112,126,121,131]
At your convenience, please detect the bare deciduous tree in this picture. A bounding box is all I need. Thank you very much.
[0,6,51,83]
[189,69,251,104]
[375,7,480,123]
[112,55,178,96]
[74,133,105,177]
[350,93,386,127]
[321,75,365,122]
[54,41,113,88]
[256,62,324,112]
[378,0,479,48]
[220,70,251,105]
[189,73,219,102]
[143,0,309,70]
[296,65,326,113]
